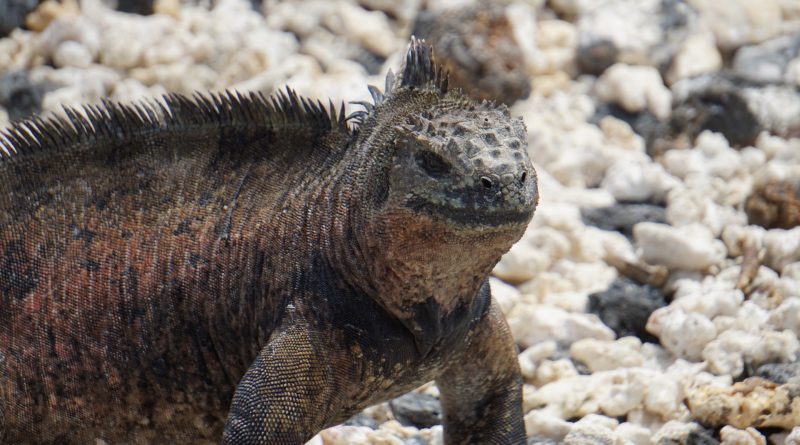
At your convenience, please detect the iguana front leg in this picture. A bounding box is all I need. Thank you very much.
[221,320,342,445]
[436,297,526,445]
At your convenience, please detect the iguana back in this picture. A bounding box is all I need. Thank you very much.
[1,91,354,442]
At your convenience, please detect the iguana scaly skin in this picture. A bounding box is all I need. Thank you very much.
[0,39,538,444]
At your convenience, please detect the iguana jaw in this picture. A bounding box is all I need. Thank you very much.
[404,195,534,227]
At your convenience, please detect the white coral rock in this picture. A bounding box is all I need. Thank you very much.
[634,222,726,271]
[647,307,717,361]
[595,63,672,119]
[507,304,614,349]
[764,228,800,273]
[702,329,799,377]
[570,337,645,372]
[720,426,767,445]
[600,157,680,202]
[524,370,643,418]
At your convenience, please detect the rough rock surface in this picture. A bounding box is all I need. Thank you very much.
[755,361,800,385]
[388,393,442,429]
[686,378,800,429]
[0,0,39,37]
[587,278,667,342]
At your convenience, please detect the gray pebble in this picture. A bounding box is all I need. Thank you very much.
[588,278,667,343]
[733,34,800,84]
[389,392,442,429]
[0,0,39,37]
[343,413,379,429]
[755,361,800,384]
[581,203,667,238]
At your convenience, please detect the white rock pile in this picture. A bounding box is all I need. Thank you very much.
[1,0,800,443]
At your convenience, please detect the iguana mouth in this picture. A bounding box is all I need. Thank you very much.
[406,196,533,226]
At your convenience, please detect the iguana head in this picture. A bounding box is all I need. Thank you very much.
[347,38,538,353]
[352,38,538,235]
[388,102,534,228]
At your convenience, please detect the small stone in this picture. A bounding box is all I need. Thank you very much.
[527,436,560,445]
[318,425,375,445]
[587,277,668,343]
[577,38,618,75]
[52,40,93,68]
[0,0,40,37]
[787,427,800,445]
[666,30,722,84]
[115,0,155,15]
[688,0,785,50]
[592,103,671,157]
[652,421,720,445]
[388,393,441,429]
[36,16,101,63]
[664,184,749,238]
[702,328,800,378]
[732,34,800,84]
[746,178,800,230]
[507,304,615,349]
[0,70,45,121]
[575,413,619,431]
[769,298,800,337]
[614,422,651,445]
[755,361,800,384]
[532,19,579,78]
[595,63,672,120]
[764,228,800,273]
[581,203,667,238]
[671,74,800,146]
[331,2,398,58]
[563,422,616,445]
[570,337,645,372]
[575,0,696,72]
[525,368,654,419]
[646,307,717,361]
[644,374,683,419]
[518,341,557,381]
[534,359,579,387]
[687,378,800,429]
[669,277,744,319]
[652,420,719,445]
[370,420,422,443]
[600,157,680,203]
[493,224,563,284]
[634,222,726,271]
[720,426,766,445]
[523,409,572,442]
[344,413,380,429]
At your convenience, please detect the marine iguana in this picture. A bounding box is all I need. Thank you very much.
[0,39,538,444]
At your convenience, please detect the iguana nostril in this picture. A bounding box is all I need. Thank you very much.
[520,171,527,184]
[481,176,494,189]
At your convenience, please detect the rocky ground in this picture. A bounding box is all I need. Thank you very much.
[2,0,800,443]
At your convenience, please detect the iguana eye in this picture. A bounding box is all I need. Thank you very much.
[415,150,451,177]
